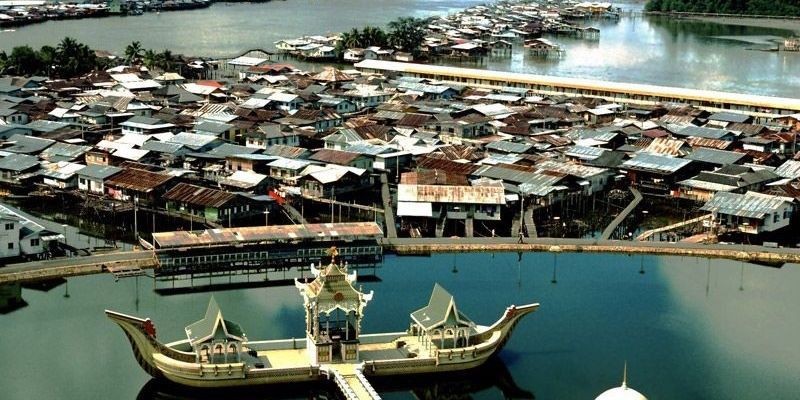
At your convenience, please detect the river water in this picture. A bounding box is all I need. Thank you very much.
[1,252,799,399]
[2,1,800,96]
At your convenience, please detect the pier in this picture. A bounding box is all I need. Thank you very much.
[323,364,382,400]
[354,60,800,117]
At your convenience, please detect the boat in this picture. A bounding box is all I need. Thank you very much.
[106,247,539,389]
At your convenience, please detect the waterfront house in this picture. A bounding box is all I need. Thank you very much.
[276,109,342,133]
[0,124,32,140]
[164,182,256,224]
[342,85,393,110]
[104,167,175,205]
[316,95,358,115]
[77,165,123,195]
[120,116,176,135]
[0,206,58,260]
[218,170,268,193]
[167,132,223,153]
[620,152,697,195]
[268,157,314,185]
[40,161,85,189]
[0,153,40,190]
[267,92,304,111]
[38,142,91,163]
[397,181,506,237]
[675,164,780,202]
[0,108,28,125]
[2,134,54,155]
[701,191,795,235]
[309,149,373,171]
[297,164,369,198]
[194,121,238,141]
[225,154,276,175]
[245,124,302,148]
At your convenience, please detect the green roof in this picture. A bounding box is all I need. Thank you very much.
[410,283,473,331]
[185,296,245,345]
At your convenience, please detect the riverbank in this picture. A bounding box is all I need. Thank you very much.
[689,16,800,33]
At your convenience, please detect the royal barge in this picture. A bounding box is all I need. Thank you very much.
[106,248,538,390]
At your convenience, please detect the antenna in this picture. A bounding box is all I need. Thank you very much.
[622,361,628,389]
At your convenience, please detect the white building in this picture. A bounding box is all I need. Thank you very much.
[0,204,61,259]
[701,191,795,234]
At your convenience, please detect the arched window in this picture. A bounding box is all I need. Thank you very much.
[214,344,224,355]
[228,343,238,355]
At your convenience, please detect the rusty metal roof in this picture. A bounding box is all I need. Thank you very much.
[164,183,238,208]
[104,168,173,193]
[398,183,506,204]
[152,222,383,249]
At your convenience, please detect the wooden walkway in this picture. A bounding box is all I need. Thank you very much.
[636,214,712,241]
[324,364,381,400]
[0,250,157,284]
[600,188,642,240]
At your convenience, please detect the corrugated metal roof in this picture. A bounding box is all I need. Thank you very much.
[621,153,692,174]
[164,183,237,208]
[774,160,800,179]
[153,222,383,248]
[105,168,173,192]
[700,191,794,219]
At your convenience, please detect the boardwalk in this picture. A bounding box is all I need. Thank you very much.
[325,364,381,400]
[0,250,157,284]
[600,188,643,240]
[380,173,397,238]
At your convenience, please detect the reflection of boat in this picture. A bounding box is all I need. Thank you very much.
[136,357,534,400]
[108,248,539,389]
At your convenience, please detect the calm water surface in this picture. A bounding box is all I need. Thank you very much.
[2,1,800,96]
[1,252,798,399]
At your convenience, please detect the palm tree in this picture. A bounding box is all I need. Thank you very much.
[37,45,57,77]
[157,50,174,72]
[124,41,143,64]
[0,51,7,75]
[360,26,387,48]
[142,49,158,70]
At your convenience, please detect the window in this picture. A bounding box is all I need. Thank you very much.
[5,223,13,230]
[774,213,780,223]
[7,243,13,250]
[30,238,39,247]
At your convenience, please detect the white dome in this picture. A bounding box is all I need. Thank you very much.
[595,385,648,400]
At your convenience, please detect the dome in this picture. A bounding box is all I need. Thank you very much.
[595,363,647,400]
[595,386,648,400]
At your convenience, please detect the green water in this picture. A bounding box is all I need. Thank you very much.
[1,252,798,399]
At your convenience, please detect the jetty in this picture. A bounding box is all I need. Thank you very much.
[354,60,800,117]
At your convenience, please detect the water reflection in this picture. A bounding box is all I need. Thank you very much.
[135,357,533,400]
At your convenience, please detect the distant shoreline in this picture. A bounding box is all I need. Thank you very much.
[688,15,800,33]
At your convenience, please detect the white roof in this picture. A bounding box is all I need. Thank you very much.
[223,170,267,186]
[118,80,162,90]
[227,56,268,67]
[96,139,134,151]
[397,201,433,217]
[268,92,300,103]
[116,133,152,147]
[110,73,142,83]
[113,147,150,161]
[182,83,219,96]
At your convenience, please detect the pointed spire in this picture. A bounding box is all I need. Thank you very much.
[622,361,628,389]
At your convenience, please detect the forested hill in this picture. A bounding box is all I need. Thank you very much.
[645,0,800,16]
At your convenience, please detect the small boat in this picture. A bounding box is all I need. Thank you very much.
[107,247,538,389]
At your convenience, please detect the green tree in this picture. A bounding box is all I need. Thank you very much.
[37,45,58,77]
[56,37,96,78]
[157,50,174,72]
[125,41,143,64]
[387,17,427,55]
[6,46,41,76]
[360,26,388,48]
[0,51,7,74]
[142,49,158,70]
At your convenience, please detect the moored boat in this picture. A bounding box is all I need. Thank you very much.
[106,248,539,389]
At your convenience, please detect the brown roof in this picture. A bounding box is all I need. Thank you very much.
[309,149,361,165]
[686,137,733,150]
[164,182,237,208]
[311,67,354,83]
[396,113,431,128]
[416,155,479,175]
[400,170,468,186]
[105,168,173,192]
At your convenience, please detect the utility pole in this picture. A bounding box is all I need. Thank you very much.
[133,197,139,243]
[519,194,525,237]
